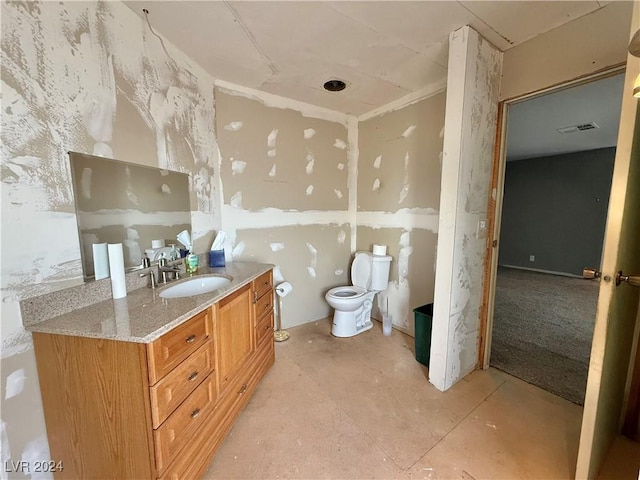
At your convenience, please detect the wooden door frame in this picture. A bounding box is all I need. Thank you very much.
[478,64,627,370]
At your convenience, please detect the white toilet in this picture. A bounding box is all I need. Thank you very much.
[325,251,392,337]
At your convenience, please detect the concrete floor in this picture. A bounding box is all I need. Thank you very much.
[203,319,640,479]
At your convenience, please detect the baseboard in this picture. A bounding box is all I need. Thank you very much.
[499,264,582,279]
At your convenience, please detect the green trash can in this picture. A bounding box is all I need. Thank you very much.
[414,304,433,367]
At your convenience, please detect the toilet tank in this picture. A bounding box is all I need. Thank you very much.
[370,254,392,291]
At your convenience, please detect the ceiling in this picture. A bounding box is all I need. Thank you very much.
[125,1,610,117]
[506,72,624,161]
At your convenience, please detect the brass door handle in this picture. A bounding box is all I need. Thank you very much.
[616,271,640,287]
[185,334,196,343]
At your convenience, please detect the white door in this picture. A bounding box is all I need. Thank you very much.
[575,7,640,478]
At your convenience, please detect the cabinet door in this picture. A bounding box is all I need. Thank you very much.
[215,284,254,392]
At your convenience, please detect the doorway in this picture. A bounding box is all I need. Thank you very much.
[485,71,625,405]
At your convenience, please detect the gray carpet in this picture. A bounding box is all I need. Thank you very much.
[490,266,598,405]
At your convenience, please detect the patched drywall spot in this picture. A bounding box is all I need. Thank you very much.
[21,435,51,480]
[334,189,343,199]
[273,266,285,283]
[267,128,279,148]
[231,160,247,175]
[160,184,171,194]
[224,121,243,131]
[306,154,315,175]
[337,230,346,244]
[335,269,344,275]
[307,243,318,278]
[232,240,246,257]
[305,185,314,195]
[268,164,277,177]
[1,420,10,472]
[398,184,409,204]
[4,369,25,399]
[373,178,381,191]
[337,163,345,170]
[267,149,276,158]
[402,125,417,138]
[270,242,285,252]
[303,128,316,139]
[334,139,347,150]
[373,155,382,169]
[230,192,243,208]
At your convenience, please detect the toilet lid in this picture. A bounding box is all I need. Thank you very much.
[351,252,372,289]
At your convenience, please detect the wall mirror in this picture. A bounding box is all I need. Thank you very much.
[69,152,191,280]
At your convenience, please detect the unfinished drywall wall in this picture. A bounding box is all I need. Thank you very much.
[356,94,445,334]
[501,2,632,101]
[356,227,438,334]
[215,88,356,326]
[430,26,502,392]
[1,0,219,471]
[216,89,349,212]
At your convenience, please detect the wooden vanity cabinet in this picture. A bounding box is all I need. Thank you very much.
[32,271,275,479]
[253,270,275,349]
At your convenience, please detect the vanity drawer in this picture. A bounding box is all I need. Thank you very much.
[254,288,274,324]
[253,270,273,301]
[154,375,217,473]
[150,341,214,428]
[148,309,212,385]
[255,312,274,347]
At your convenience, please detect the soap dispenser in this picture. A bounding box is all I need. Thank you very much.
[186,247,198,274]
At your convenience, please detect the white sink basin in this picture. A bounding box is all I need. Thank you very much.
[159,275,232,299]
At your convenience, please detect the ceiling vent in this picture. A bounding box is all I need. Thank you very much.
[556,122,600,134]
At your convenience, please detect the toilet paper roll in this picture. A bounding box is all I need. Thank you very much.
[93,243,110,280]
[108,243,127,299]
[151,239,165,249]
[372,244,387,256]
[275,281,293,297]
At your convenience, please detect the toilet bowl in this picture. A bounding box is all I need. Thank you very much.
[325,251,392,337]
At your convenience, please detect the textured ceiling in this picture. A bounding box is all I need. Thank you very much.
[124,1,609,117]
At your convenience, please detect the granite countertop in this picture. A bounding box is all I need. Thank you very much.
[24,262,273,344]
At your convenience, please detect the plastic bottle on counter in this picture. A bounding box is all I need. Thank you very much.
[186,248,198,274]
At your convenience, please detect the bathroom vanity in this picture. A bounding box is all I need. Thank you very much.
[25,263,274,479]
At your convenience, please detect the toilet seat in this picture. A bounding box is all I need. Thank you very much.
[327,285,367,299]
[351,252,372,289]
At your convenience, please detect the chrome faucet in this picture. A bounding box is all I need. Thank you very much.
[158,257,183,284]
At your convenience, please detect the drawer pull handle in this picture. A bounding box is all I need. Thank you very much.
[185,334,197,344]
[264,304,270,310]
[187,372,198,381]
[238,384,248,395]
[264,325,270,331]
[190,408,201,419]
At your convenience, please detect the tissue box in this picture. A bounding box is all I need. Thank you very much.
[209,250,225,268]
